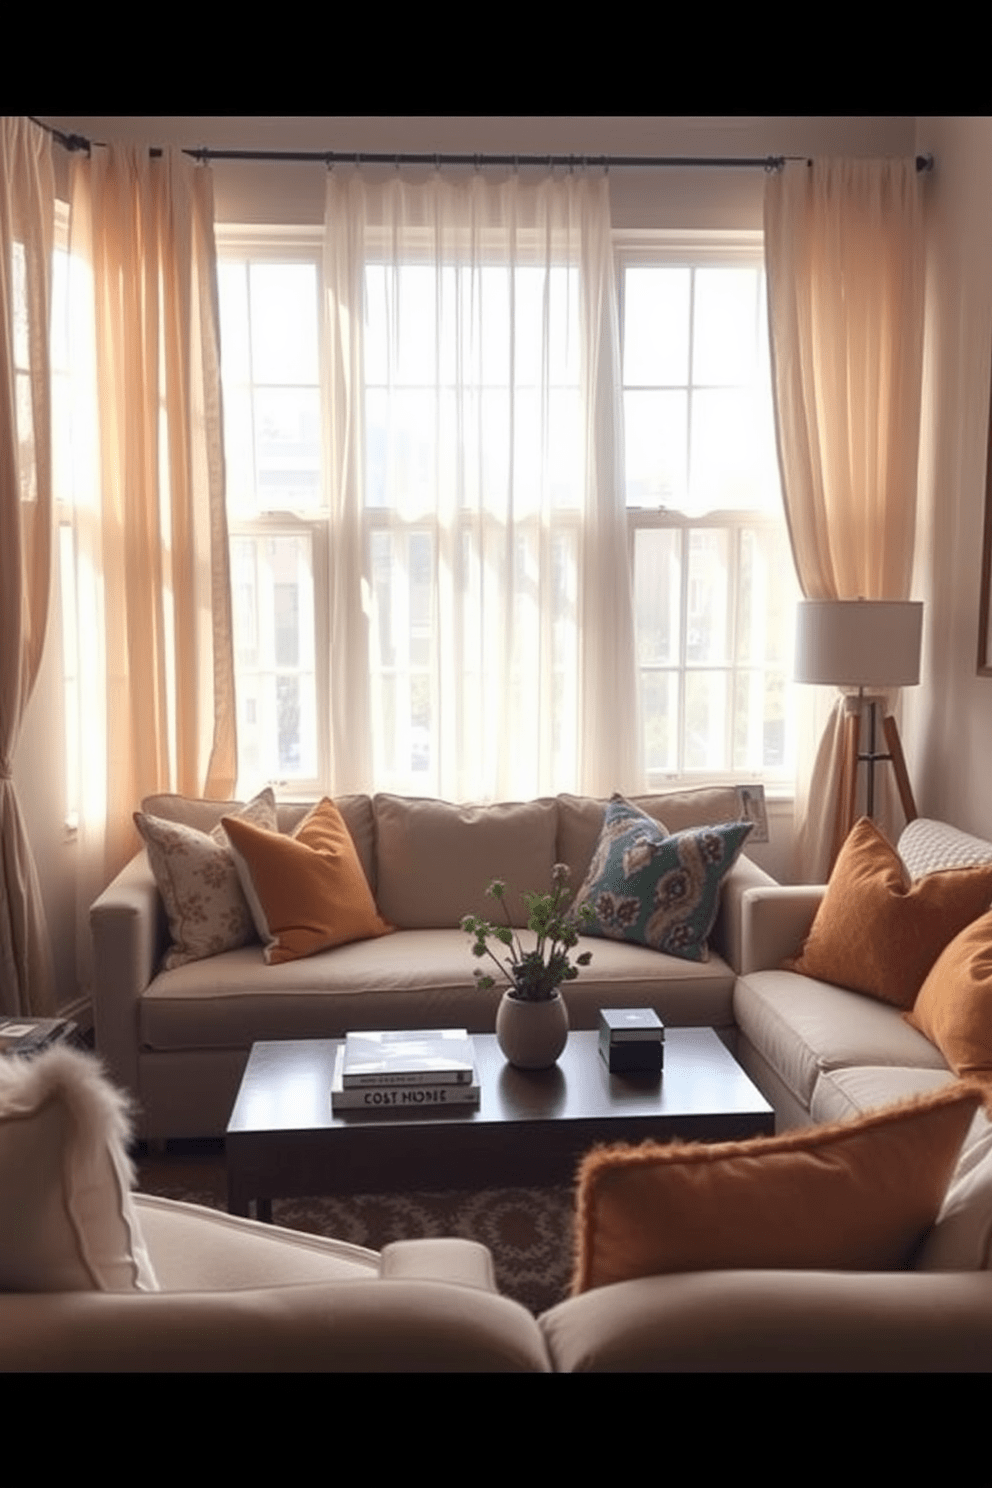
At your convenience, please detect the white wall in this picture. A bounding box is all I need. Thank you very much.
[15,116,925,1006]
[907,117,992,837]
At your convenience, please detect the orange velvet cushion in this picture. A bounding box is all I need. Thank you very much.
[223,798,392,965]
[783,817,992,1009]
[571,1083,982,1294]
[906,909,992,1080]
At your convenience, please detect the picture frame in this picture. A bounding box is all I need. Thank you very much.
[977,368,992,675]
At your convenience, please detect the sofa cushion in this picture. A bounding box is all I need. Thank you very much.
[135,787,277,969]
[373,794,558,929]
[784,817,992,1010]
[572,795,752,963]
[570,1083,982,1293]
[224,799,393,965]
[0,1046,157,1293]
[905,909,992,1082]
[734,969,949,1113]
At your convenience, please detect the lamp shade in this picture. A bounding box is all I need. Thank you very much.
[794,600,923,688]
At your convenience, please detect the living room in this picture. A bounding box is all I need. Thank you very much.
[11,114,992,1026]
[4,114,992,1371]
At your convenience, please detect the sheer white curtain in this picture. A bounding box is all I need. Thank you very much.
[765,159,924,879]
[0,117,55,1014]
[323,169,640,802]
[65,145,236,979]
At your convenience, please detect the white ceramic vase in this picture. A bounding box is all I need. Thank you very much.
[495,988,569,1070]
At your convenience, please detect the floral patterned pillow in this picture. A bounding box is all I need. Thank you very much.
[134,788,277,969]
[572,794,753,963]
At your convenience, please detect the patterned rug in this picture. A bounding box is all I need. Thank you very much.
[135,1142,576,1315]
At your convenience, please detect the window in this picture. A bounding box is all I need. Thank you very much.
[618,237,797,785]
[217,236,326,791]
[217,226,796,799]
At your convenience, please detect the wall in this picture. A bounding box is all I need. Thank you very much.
[16,116,921,1007]
[908,117,992,837]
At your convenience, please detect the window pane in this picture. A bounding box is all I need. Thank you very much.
[623,266,690,386]
[684,670,729,771]
[690,388,780,515]
[624,389,688,507]
[686,529,730,664]
[692,266,760,385]
[230,532,316,783]
[249,263,318,384]
[634,528,681,666]
[253,387,321,510]
[640,671,679,773]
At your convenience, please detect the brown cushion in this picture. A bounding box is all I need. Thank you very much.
[906,909,992,1080]
[571,1083,982,1294]
[783,817,992,1009]
[224,798,393,965]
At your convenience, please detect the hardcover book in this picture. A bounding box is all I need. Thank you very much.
[332,1046,480,1111]
[342,1028,476,1087]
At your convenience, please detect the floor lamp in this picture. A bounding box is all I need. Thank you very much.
[794,600,923,851]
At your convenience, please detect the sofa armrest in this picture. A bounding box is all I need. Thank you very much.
[539,1270,992,1372]
[0,1282,551,1372]
[89,851,167,1103]
[711,855,778,974]
[738,884,826,976]
[380,1238,498,1292]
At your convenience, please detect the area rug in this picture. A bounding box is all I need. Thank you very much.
[135,1143,575,1315]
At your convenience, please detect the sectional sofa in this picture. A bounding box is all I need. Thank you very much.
[90,785,772,1140]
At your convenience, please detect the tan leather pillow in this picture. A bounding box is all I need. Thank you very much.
[906,909,992,1080]
[783,817,992,1009]
[571,1083,982,1294]
[224,798,392,965]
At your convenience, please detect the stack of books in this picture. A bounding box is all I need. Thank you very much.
[331,1028,480,1113]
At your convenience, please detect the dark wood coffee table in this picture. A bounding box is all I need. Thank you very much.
[226,1027,774,1219]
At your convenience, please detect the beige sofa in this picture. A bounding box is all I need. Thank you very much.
[90,786,772,1140]
[535,816,992,1371]
[1,1201,550,1372]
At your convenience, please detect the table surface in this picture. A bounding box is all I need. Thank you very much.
[226,1028,774,1214]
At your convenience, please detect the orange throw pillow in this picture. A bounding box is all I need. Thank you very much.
[571,1083,982,1294]
[224,799,392,965]
[906,909,992,1080]
[783,817,992,1009]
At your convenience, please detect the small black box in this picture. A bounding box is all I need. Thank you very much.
[598,1008,664,1074]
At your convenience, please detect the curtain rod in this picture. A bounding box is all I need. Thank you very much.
[31,123,935,174]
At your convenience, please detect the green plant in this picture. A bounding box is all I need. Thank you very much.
[461,863,594,1002]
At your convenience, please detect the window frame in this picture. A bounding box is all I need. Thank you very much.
[615,230,796,790]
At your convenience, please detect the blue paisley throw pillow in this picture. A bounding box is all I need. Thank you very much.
[573,795,753,962]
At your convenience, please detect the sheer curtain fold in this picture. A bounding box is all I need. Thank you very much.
[67,144,236,972]
[765,159,924,880]
[0,117,56,1014]
[323,168,640,802]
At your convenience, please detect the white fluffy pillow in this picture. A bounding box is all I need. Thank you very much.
[135,786,277,968]
[0,1046,157,1293]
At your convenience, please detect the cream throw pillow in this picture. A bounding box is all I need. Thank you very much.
[0,1046,157,1293]
[135,787,277,968]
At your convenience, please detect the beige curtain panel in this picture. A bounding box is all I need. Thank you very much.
[0,117,56,1016]
[765,159,925,880]
[66,145,236,962]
